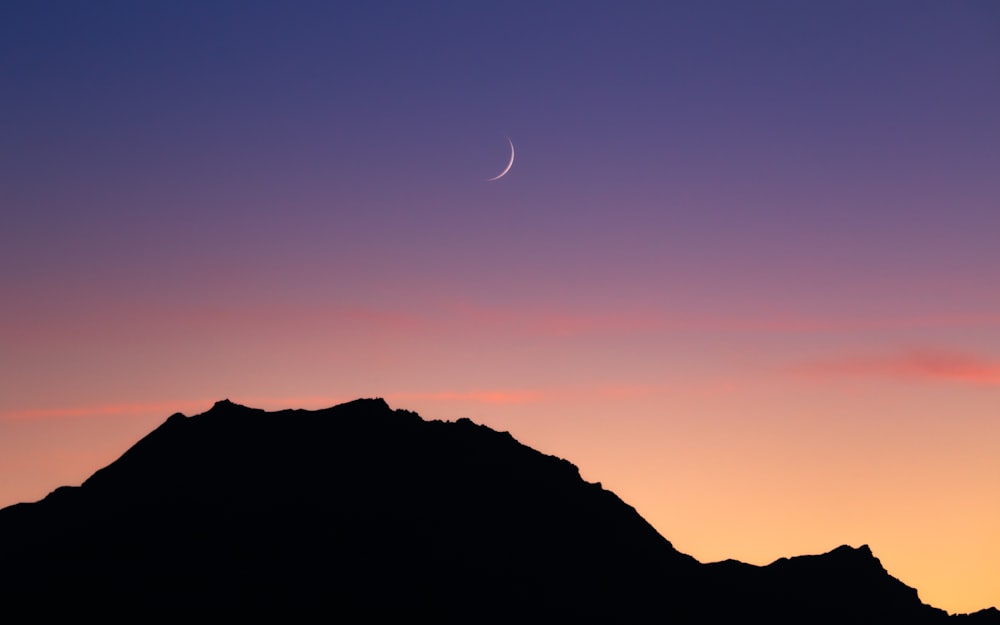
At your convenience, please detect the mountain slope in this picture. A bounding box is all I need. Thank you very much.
[0,399,994,623]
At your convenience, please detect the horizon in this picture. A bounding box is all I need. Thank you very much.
[1,1,997,615]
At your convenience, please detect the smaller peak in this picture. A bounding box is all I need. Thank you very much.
[825,544,883,569]
[207,399,257,413]
[324,397,408,421]
[830,544,872,556]
[362,397,390,409]
[337,397,391,411]
[201,399,262,418]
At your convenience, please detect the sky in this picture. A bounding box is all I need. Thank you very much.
[1,0,998,614]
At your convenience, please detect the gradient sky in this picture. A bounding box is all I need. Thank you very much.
[2,1,998,614]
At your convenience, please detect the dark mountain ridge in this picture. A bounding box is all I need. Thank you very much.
[1,398,996,623]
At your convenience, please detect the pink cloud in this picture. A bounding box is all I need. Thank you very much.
[443,300,672,338]
[441,298,1000,339]
[0,385,667,426]
[397,384,669,406]
[2,399,214,422]
[401,390,547,405]
[796,349,1000,387]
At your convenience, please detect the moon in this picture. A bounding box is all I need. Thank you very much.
[486,137,515,181]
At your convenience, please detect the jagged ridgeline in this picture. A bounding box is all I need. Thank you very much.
[1,399,997,623]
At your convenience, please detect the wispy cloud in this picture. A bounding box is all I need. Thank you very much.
[399,390,547,405]
[0,391,546,422]
[796,348,1000,387]
[396,384,669,406]
[442,299,1000,339]
[2,399,214,422]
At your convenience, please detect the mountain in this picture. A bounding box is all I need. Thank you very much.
[1,398,995,623]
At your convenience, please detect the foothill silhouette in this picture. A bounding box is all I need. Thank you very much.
[1,398,997,623]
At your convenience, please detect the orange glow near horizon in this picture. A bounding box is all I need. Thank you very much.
[1,373,998,614]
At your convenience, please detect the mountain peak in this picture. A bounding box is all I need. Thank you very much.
[207,398,256,414]
[828,543,876,561]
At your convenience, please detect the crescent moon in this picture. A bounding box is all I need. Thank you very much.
[486,137,515,181]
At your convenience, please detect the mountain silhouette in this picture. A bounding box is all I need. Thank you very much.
[1,399,996,623]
